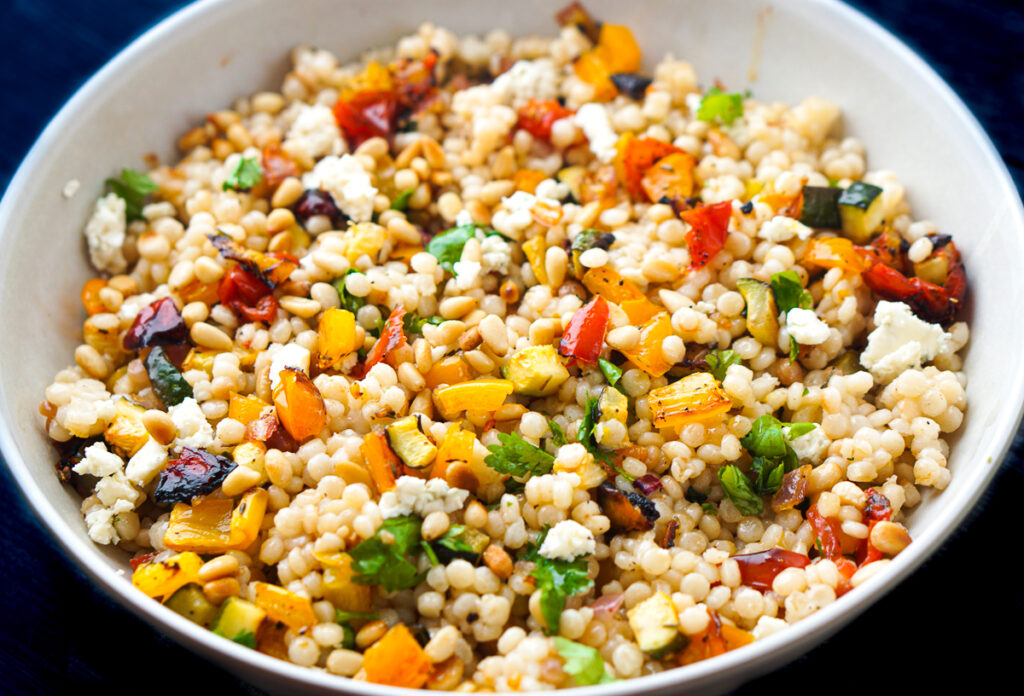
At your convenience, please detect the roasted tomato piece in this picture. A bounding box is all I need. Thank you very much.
[681,201,733,270]
[361,305,408,376]
[218,265,278,323]
[558,295,609,365]
[273,368,327,442]
[733,548,811,591]
[595,481,660,532]
[334,89,399,146]
[209,233,297,287]
[770,464,811,512]
[517,99,574,141]
[154,447,237,505]
[806,504,843,561]
[616,136,683,199]
[861,263,956,324]
[123,297,188,351]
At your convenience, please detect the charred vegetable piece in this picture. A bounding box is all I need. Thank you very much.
[317,308,359,370]
[806,504,844,561]
[799,186,842,229]
[676,611,753,665]
[320,552,374,613]
[803,237,870,275]
[104,398,150,457]
[570,229,616,278]
[433,526,490,564]
[597,385,628,423]
[252,581,318,632]
[733,548,811,591]
[122,297,188,351]
[837,181,885,243]
[736,278,780,347]
[212,596,266,648]
[293,188,345,226]
[641,152,696,207]
[362,305,407,375]
[144,346,194,408]
[619,312,674,377]
[163,497,234,553]
[361,431,399,493]
[273,368,326,442]
[209,233,297,287]
[502,344,570,397]
[517,99,575,140]
[861,262,957,324]
[555,1,601,43]
[362,624,433,689]
[385,415,437,469]
[246,408,299,452]
[770,464,811,512]
[260,143,300,189]
[581,265,646,305]
[435,379,515,414]
[218,264,277,324]
[681,201,733,270]
[559,295,610,365]
[610,72,653,100]
[596,481,659,532]
[628,591,687,658]
[153,446,237,505]
[616,136,683,199]
[166,583,219,627]
[648,372,732,429]
[131,551,203,600]
[334,87,399,146]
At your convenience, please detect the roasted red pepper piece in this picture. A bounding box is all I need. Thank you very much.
[129,551,157,571]
[123,297,188,351]
[619,137,683,199]
[261,143,300,188]
[681,201,733,270]
[334,89,399,146]
[517,99,575,140]
[558,295,609,365]
[861,263,955,324]
[856,489,893,565]
[807,504,844,561]
[834,557,857,597]
[393,50,439,113]
[218,265,278,323]
[362,305,408,375]
[153,447,237,505]
[293,188,345,226]
[209,234,297,287]
[733,548,812,591]
[246,409,300,453]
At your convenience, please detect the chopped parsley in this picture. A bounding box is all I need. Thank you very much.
[597,358,623,388]
[526,529,594,635]
[403,312,443,335]
[433,524,474,556]
[548,420,567,447]
[705,349,741,382]
[578,394,633,481]
[349,515,425,591]
[484,432,555,479]
[553,638,616,685]
[789,335,800,363]
[105,168,158,221]
[426,224,478,272]
[719,414,816,508]
[223,157,263,192]
[331,269,368,315]
[696,86,744,126]
[717,464,763,516]
[770,271,813,315]
[390,188,415,211]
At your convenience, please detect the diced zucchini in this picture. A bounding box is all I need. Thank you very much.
[913,253,950,286]
[501,345,570,397]
[829,350,861,376]
[104,397,149,456]
[144,345,194,407]
[837,181,884,243]
[557,165,587,203]
[166,583,219,627]
[627,591,688,658]
[736,278,779,347]
[212,597,266,648]
[799,186,842,229]
[434,527,490,564]
[385,415,437,469]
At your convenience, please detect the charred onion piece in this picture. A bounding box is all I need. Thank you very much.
[596,481,660,532]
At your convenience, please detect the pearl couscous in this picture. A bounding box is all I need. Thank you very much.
[41,3,969,690]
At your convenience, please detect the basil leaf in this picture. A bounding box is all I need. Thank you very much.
[390,188,415,211]
[548,420,567,447]
[705,349,741,382]
[717,464,764,515]
[349,515,426,591]
[789,335,800,362]
[426,224,477,272]
[434,524,473,555]
[223,157,263,192]
[598,358,623,387]
[485,432,555,479]
[770,271,813,315]
[578,394,633,481]
[553,638,616,685]
[403,312,443,335]
[786,422,817,439]
[741,415,789,459]
[696,86,744,126]
[105,168,158,222]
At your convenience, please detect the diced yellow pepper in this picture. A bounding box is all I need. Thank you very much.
[317,308,359,370]
[582,265,646,305]
[521,235,549,286]
[434,379,514,414]
[252,582,318,631]
[228,393,268,426]
[229,488,269,550]
[424,356,472,389]
[513,168,547,194]
[649,372,733,429]
[620,313,674,377]
[432,424,476,481]
[104,398,150,457]
[163,498,234,553]
[344,222,388,264]
[321,552,374,613]
[182,348,218,375]
[131,551,203,601]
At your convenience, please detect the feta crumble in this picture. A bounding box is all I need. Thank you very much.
[860,301,952,382]
[168,397,215,450]
[302,154,377,222]
[269,343,312,391]
[786,308,831,345]
[125,438,169,486]
[73,442,126,478]
[758,215,813,243]
[539,519,595,561]
[575,103,618,163]
[453,260,483,290]
[285,103,344,161]
[73,442,142,545]
[491,59,560,105]
[455,209,474,227]
[378,476,470,519]
[784,424,831,463]
[479,232,512,275]
[84,193,128,274]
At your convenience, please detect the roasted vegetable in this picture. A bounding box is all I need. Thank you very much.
[153,447,237,505]
[837,181,885,243]
[293,188,345,226]
[676,611,753,665]
[131,551,203,600]
[736,278,779,346]
[212,596,266,648]
[435,379,514,414]
[362,305,407,375]
[246,409,299,452]
[861,239,965,325]
[559,295,610,365]
[144,346,194,408]
[360,431,399,493]
[770,464,811,512]
[252,582,318,632]
[649,372,732,429]
[802,236,870,275]
[615,136,683,199]
[81,278,107,315]
[595,481,659,532]
[732,548,811,591]
[628,591,687,658]
[681,201,733,270]
[619,313,674,377]
[385,415,437,469]
[502,344,570,397]
[166,583,219,627]
[517,99,574,140]
[209,233,296,287]
[641,152,696,207]
[573,23,642,101]
[433,526,490,564]
[123,297,188,351]
[320,552,374,613]
[163,497,234,552]
[362,623,433,688]
[521,235,549,285]
[272,367,326,441]
[798,186,842,229]
[104,398,149,457]
[432,425,476,484]
[596,385,628,423]
[610,72,653,100]
[570,229,615,278]
[317,308,359,369]
[229,488,269,550]
[424,356,472,389]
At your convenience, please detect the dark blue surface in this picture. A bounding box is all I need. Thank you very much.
[1,1,1021,694]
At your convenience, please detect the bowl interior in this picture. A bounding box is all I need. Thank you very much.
[1,0,1021,693]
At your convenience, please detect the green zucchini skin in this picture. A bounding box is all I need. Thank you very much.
[144,346,194,407]
[800,186,842,228]
[837,181,885,243]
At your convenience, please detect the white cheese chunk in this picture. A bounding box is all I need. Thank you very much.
[539,519,595,561]
[73,442,125,478]
[84,193,128,274]
[758,215,813,243]
[378,476,470,519]
[860,301,952,382]
[269,343,312,391]
[575,103,618,163]
[302,154,377,223]
[491,59,560,105]
[784,424,831,463]
[479,232,512,275]
[125,438,169,486]
[786,308,831,346]
[168,397,215,450]
[285,103,344,160]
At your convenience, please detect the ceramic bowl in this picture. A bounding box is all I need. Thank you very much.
[1,0,1022,694]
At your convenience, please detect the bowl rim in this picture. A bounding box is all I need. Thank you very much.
[1,0,1022,693]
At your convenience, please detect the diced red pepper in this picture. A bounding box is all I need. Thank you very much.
[123,297,189,351]
[218,265,278,323]
[806,504,844,561]
[246,409,300,453]
[617,137,683,199]
[517,99,575,141]
[362,305,408,375]
[732,548,811,592]
[334,89,400,146]
[129,551,157,571]
[261,143,300,188]
[861,263,955,324]
[558,295,610,365]
[681,201,733,270]
[834,557,857,596]
[856,489,894,566]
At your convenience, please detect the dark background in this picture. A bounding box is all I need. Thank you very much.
[1,1,1021,694]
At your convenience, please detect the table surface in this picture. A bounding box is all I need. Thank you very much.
[1,1,1021,694]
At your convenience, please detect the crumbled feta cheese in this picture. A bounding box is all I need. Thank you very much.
[269,343,312,390]
[95,472,142,511]
[82,503,119,545]
[502,190,539,230]
[491,59,560,105]
[534,178,570,202]
[539,519,595,561]
[285,103,344,160]
[455,210,474,227]
[860,301,952,382]
[784,424,831,463]
[73,442,125,478]
[302,154,377,222]
[378,476,470,518]
[786,308,831,345]
[84,193,128,274]
[125,438,169,486]
[479,232,512,275]
[694,301,716,314]
[168,397,215,450]
[575,103,618,163]
[453,260,482,290]
[758,215,813,243]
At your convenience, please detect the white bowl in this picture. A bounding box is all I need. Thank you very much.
[1,0,1021,694]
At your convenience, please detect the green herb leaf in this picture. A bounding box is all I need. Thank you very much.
[223,157,263,192]
[335,609,380,624]
[403,312,444,336]
[786,422,817,439]
[231,630,257,649]
[701,502,718,516]
[426,224,477,272]
[433,524,474,556]
[789,335,800,363]
[553,638,616,685]
[421,540,440,566]
[390,188,415,211]
[341,624,356,649]
[523,528,594,635]
[770,271,813,315]
[696,86,744,126]
[717,464,764,515]
[485,432,555,479]
[105,168,158,222]
[548,420,567,447]
[578,394,633,481]
[349,515,426,591]
[598,358,623,387]
[331,269,368,315]
[750,456,786,495]
[741,414,790,459]
[705,349,741,382]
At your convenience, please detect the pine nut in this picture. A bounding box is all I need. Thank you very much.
[202,577,241,604]
[191,321,234,350]
[869,521,912,555]
[478,314,508,355]
[221,465,262,497]
[272,176,304,208]
[355,620,389,649]
[198,554,240,582]
[74,344,108,379]
[142,409,177,445]
[278,296,321,318]
[608,326,640,351]
[439,296,477,319]
[483,544,513,579]
[420,511,450,541]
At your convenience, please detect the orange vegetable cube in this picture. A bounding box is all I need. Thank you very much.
[513,168,548,193]
[432,425,476,481]
[362,624,433,688]
[619,313,674,377]
[163,497,234,553]
[321,552,374,613]
[229,488,269,550]
[252,582,318,632]
[594,24,642,74]
[641,152,696,204]
[131,551,203,601]
[803,237,871,274]
[317,308,359,370]
[81,278,107,315]
[360,431,398,493]
[424,356,472,389]
[581,265,646,305]
[649,372,732,429]
[435,379,514,414]
[228,393,268,426]
[272,368,326,441]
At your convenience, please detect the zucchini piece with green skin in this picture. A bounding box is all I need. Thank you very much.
[736,278,779,347]
[837,181,884,243]
[144,346,194,407]
[799,186,842,229]
[385,415,437,469]
[211,596,266,648]
[570,229,615,278]
[501,345,570,397]
[166,583,219,627]
[433,527,490,564]
[627,591,688,658]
